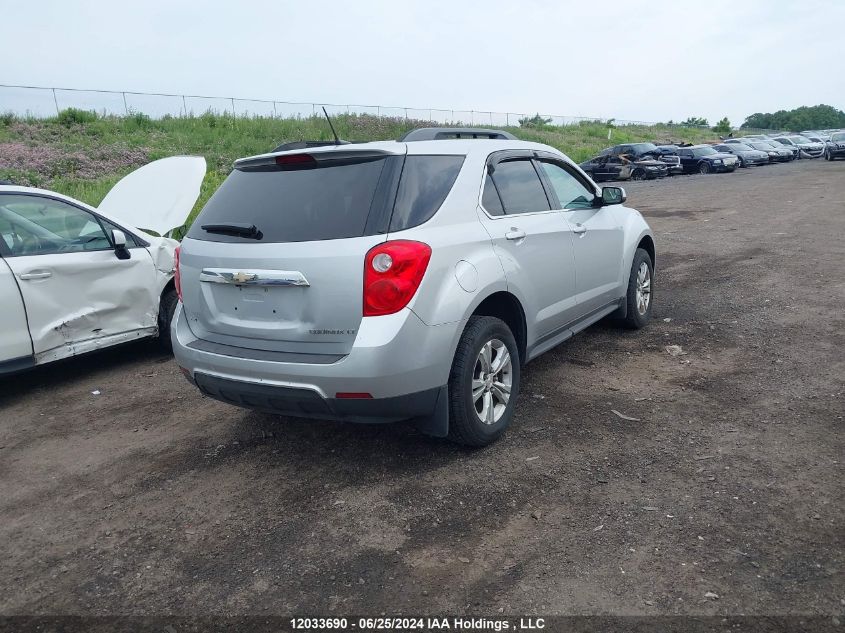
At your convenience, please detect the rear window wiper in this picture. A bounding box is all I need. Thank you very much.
[201,223,263,240]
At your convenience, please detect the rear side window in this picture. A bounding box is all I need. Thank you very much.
[389,155,464,231]
[188,157,389,243]
[488,160,550,214]
[482,177,505,216]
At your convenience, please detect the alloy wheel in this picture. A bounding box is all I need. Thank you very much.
[472,338,513,425]
[636,262,651,315]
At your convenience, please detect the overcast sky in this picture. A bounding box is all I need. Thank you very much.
[3,0,844,125]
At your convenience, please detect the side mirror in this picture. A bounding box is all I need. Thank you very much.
[601,186,626,206]
[112,229,130,260]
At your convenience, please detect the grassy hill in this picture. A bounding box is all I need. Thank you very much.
[0,111,719,231]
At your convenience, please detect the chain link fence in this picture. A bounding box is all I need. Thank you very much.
[1,83,671,128]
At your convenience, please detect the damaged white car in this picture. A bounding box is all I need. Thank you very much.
[0,156,206,374]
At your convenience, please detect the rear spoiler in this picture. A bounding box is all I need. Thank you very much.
[235,148,395,171]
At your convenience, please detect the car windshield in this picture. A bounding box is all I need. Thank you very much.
[789,136,812,145]
[728,143,753,151]
[749,142,774,150]
[831,132,845,142]
[692,147,717,157]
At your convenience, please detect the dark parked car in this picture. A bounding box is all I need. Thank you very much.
[729,139,794,162]
[772,135,825,159]
[649,145,684,174]
[579,154,667,181]
[824,131,845,160]
[675,145,738,174]
[599,142,661,159]
[713,143,770,167]
[600,142,682,174]
[764,138,800,160]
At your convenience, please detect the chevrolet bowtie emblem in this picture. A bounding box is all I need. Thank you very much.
[231,272,257,284]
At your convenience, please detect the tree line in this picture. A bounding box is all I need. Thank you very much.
[741,104,845,131]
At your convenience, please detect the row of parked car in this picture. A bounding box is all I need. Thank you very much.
[578,129,845,182]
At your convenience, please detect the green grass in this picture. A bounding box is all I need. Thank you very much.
[0,111,720,230]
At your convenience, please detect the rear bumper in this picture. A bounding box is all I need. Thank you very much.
[191,372,445,423]
[172,303,461,419]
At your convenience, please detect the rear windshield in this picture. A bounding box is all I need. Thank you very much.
[189,154,464,243]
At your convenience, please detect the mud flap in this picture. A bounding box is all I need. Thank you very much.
[413,385,449,438]
[617,295,628,319]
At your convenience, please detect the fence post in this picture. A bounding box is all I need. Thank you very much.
[182,95,187,117]
[122,92,129,115]
[52,88,60,116]
[405,108,408,121]
[230,97,236,117]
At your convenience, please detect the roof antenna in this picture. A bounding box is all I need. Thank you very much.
[322,106,341,145]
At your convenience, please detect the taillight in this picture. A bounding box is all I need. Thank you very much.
[363,240,431,317]
[174,245,182,302]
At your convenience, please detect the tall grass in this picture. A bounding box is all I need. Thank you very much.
[0,111,719,227]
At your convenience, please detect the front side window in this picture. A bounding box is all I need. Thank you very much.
[487,159,550,215]
[0,195,112,257]
[537,161,595,209]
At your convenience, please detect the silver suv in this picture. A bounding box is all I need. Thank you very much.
[173,128,655,446]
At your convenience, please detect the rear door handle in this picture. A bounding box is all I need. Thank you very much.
[572,225,587,235]
[505,229,526,241]
[19,270,52,280]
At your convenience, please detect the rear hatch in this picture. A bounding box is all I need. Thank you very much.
[179,145,409,356]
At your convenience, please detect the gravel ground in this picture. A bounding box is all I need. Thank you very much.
[1,159,843,620]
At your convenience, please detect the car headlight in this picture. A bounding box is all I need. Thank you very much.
[714,159,723,164]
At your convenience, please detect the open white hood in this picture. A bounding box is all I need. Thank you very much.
[98,156,206,236]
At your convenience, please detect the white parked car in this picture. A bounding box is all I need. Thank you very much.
[0,156,206,374]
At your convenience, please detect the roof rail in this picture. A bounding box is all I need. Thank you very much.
[272,140,353,152]
[398,127,518,142]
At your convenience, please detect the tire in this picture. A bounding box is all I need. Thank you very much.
[738,157,746,168]
[622,248,654,329]
[698,161,711,174]
[157,288,178,352]
[447,316,520,447]
[825,150,832,161]
[631,169,646,181]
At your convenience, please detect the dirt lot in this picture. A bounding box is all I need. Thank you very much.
[1,159,843,619]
